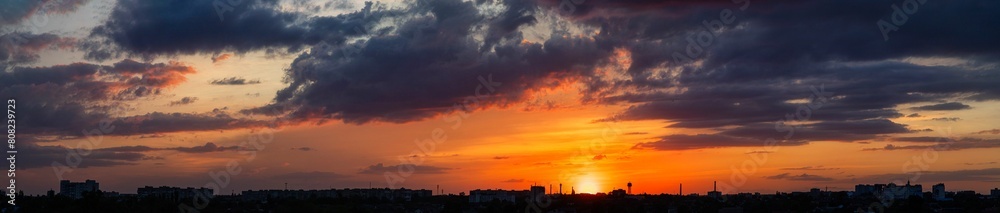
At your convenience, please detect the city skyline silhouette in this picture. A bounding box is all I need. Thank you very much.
[4,0,1000,211]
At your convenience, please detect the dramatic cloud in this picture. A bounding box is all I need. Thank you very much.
[291,147,315,151]
[0,0,90,25]
[974,129,1000,135]
[863,138,1000,151]
[501,178,525,183]
[94,142,242,153]
[247,0,615,124]
[764,173,834,181]
[1,59,196,100]
[910,102,972,111]
[592,154,606,160]
[52,0,1000,150]
[857,168,1000,183]
[272,171,349,180]
[18,141,247,170]
[0,59,271,137]
[2,57,261,138]
[210,77,262,85]
[211,53,232,63]
[928,117,961,122]
[19,143,144,169]
[358,163,453,174]
[169,97,198,106]
[1,32,75,69]
[567,0,1000,151]
[780,166,840,171]
[632,134,807,151]
[82,0,396,60]
[964,162,997,166]
[105,112,268,136]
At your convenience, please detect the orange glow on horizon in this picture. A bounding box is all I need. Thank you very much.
[576,173,602,194]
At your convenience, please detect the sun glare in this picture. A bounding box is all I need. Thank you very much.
[576,175,601,194]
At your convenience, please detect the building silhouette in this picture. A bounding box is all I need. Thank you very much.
[854,181,922,199]
[469,189,517,203]
[59,179,99,199]
[933,183,947,200]
[610,188,626,196]
[468,185,553,203]
[530,185,545,197]
[137,186,213,201]
[28,178,1000,212]
[241,188,431,202]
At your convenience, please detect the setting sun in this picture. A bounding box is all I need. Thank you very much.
[576,174,602,194]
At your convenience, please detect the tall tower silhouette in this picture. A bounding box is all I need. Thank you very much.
[627,182,632,194]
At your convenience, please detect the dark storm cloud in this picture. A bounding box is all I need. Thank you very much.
[764,173,833,181]
[570,0,1000,139]
[501,178,525,183]
[325,0,356,10]
[633,118,916,151]
[1,32,75,68]
[557,0,1000,68]
[964,162,997,166]
[82,0,397,61]
[862,138,1000,151]
[0,0,90,25]
[479,0,539,51]
[603,61,994,127]
[105,112,268,136]
[780,166,839,171]
[272,171,349,180]
[856,168,1000,183]
[248,0,615,124]
[975,129,1000,135]
[807,119,912,135]
[291,147,315,151]
[92,142,242,153]
[910,102,972,111]
[14,142,249,170]
[358,163,453,174]
[18,143,145,169]
[890,136,954,143]
[702,119,911,143]
[210,77,262,85]
[928,117,961,122]
[632,134,807,151]
[169,97,198,106]
[56,0,1000,150]
[1,60,270,136]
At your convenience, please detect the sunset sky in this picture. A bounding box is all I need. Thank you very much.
[3,0,1000,196]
